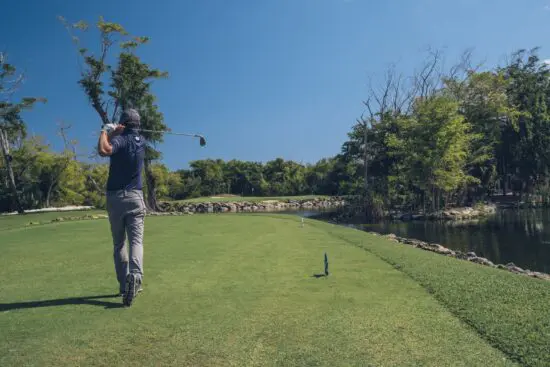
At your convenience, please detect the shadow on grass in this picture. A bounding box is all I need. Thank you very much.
[0,294,124,312]
[311,273,328,278]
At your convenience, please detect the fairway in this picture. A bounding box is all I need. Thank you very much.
[0,214,534,366]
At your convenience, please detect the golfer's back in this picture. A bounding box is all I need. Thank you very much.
[106,130,146,192]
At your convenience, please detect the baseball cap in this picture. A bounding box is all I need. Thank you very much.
[119,108,141,126]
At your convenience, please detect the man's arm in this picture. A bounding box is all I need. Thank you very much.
[97,131,113,157]
[97,125,125,157]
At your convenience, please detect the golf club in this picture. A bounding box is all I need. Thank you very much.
[138,129,207,147]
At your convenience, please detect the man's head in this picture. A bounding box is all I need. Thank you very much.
[119,108,141,129]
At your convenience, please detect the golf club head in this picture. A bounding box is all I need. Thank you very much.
[199,136,206,147]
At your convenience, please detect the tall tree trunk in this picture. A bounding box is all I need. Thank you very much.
[422,192,426,214]
[363,123,368,194]
[46,180,56,208]
[501,158,508,196]
[144,159,159,212]
[0,128,24,214]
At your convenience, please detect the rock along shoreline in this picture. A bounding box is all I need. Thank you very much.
[155,197,347,215]
[368,232,550,282]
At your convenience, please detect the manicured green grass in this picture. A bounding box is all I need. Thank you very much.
[302,218,550,367]
[176,195,330,203]
[0,214,527,366]
[0,210,106,231]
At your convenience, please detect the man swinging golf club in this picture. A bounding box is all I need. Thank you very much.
[98,108,146,307]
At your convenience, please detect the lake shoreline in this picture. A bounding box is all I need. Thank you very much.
[331,203,499,223]
[313,203,550,276]
[362,231,550,282]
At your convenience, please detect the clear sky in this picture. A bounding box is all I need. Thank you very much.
[2,0,550,170]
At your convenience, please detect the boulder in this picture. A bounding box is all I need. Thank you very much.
[505,263,525,274]
[468,257,495,267]
[435,246,455,256]
[528,272,550,280]
[385,233,398,242]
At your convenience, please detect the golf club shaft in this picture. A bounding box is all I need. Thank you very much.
[138,129,201,137]
[137,128,207,146]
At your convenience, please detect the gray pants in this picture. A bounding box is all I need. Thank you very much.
[106,189,146,293]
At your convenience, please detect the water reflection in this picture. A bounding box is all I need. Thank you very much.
[355,209,550,274]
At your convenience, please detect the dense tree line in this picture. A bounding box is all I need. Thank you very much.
[3,45,550,214]
[0,141,354,212]
[345,48,550,215]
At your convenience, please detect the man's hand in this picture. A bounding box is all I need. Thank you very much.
[112,124,125,136]
[102,123,117,135]
[102,123,124,136]
[98,124,123,157]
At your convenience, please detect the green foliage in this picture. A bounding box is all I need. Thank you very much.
[1,135,345,212]
[0,53,47,213]
[59,15,161,128]
[82,163,109,209]
[341,47,550,211]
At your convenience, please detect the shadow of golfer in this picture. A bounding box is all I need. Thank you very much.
[0,294,124,312]
[311,273,328,278]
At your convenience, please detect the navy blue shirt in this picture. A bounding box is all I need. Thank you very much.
[106,129,146,191]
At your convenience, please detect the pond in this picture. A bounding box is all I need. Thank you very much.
[284,207,550,274]
[353,209,550,273]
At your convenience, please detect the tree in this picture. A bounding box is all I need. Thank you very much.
[188,159,226,196]
[444,69,522,201]
[358,49,445,194]
[0,52,46,213]
[380,95,477,211]
[82,163,109,208]
[499,48,550,198]
[59,16,169,211]
[38,149,76,207]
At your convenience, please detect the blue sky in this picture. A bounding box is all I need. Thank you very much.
[2,0,550,170]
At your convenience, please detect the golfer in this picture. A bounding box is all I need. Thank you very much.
[97,108,146,307]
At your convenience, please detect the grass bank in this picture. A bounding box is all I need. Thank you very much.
[1,213,544,366]
[0,210,106,231]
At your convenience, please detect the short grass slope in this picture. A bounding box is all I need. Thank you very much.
[0,214,528,366]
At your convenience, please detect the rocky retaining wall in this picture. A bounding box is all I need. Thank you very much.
[157,197,346,214]
[332,203,498,222]
[24,213,109,226]
[388,204,497,221]
[374,232,550,281]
